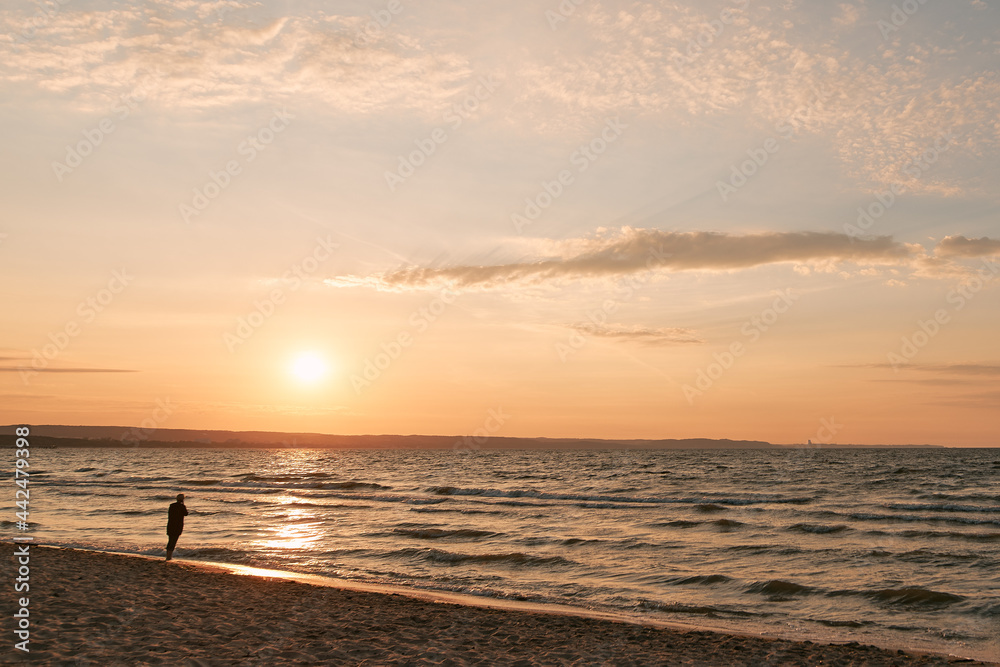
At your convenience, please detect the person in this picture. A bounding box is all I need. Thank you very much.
[165,493,188,561]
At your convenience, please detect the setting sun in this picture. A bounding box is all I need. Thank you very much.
[290,352,329,384]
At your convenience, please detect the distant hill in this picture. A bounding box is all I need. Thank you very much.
[3,425,949,449]
[6,425,781,450]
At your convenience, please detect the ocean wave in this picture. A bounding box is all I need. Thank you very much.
[916,493,1000,503]
[179,546,263,562]
[865,528,1000,543]
[650,520,702,529]
[886,502,1000,514]
[636,599,758,617]
[560,537,604,546]
[238,472,339,482]
[889,466,927,475]
[724,544,779,553]
[828,587,965,607]
[408,507,507,515]
[814,619,869,628]
[425,486,811,507]
[148,479,395,494]
[695,503,727,512]
[390,527,501,540]
[787,523,851,534]
[620,541,669,550]
[280,501,374,510]
[671,574,732,586]
[969,602,1000,617]
[385,547,577,568]
[181,486,283,495]
[746,579,814,596]
[850,512,1000,527]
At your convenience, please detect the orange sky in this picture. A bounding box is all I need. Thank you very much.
[1,1,998,445]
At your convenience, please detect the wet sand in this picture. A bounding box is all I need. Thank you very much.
[2,544,992,666]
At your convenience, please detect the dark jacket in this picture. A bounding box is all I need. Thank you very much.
[166,501,188,535]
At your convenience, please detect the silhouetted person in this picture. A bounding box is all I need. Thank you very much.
[165,493,188,561]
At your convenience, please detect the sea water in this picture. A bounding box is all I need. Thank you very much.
[11,446,999,661]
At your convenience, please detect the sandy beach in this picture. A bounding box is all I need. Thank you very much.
[3,544,992,666]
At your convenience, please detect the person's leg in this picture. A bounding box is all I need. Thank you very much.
[165,533,179,560]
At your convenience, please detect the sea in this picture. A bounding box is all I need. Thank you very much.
[11,446,1000,662]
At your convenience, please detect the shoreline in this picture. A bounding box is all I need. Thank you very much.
[4,544,993,665]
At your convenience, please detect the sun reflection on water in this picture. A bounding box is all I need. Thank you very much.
[257,497,324,551]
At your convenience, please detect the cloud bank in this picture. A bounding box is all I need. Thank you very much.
[0,2,471,115]
[326,228,917,291]
[935,236,1000,258]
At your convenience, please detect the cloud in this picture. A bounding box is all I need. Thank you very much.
[326,228,917,291]
[0,2,472,115]
[0,357,137,374]
[833,4,861,26]
[931,390,1000,409]
[572,324,703,345]
[935,235,1000,258]
[512,2,1000,195]
[850,362,1000,376]
[5,1,998,197]
[0,367,137,373]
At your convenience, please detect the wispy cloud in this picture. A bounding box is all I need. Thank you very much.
[0,357,137,374]
[0,2,471,115]
[0,367,137,373]
[572,324,703,345]
[325,228,917,291]
[935,236,1000,258]
[513,1,1000,194]
[849,362,1000,376]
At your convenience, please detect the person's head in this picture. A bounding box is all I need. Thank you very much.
[176,493,185,502]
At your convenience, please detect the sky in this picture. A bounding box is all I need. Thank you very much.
[1,0,998,445]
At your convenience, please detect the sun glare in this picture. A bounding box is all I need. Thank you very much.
[290,351,329,384]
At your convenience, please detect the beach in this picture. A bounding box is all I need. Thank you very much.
[3,545,990,666]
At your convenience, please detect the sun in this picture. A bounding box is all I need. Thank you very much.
[290,352,329,384]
